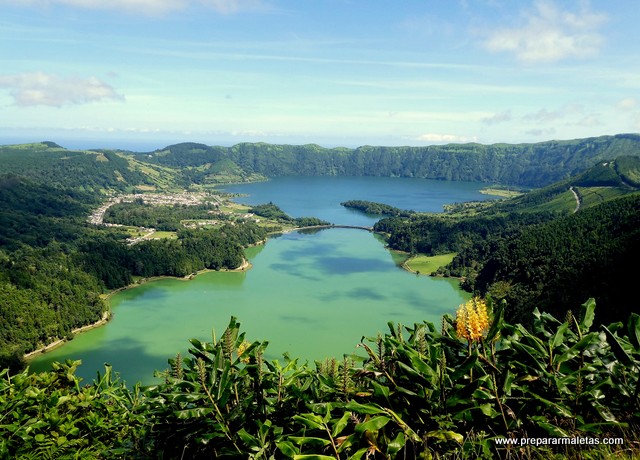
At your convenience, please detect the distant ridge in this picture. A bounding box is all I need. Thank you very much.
[2,133,640,190]
[135,133,640,188]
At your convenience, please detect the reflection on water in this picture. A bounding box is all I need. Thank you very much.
[31,177,488,385]
[30,229,469,385]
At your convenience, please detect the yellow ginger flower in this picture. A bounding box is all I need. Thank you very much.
[456,297,490,342]
[237,340,251,364]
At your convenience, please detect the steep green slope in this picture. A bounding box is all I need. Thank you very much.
[134,133,640,188]
[375,158,640,326]
[130,142,266,184]
[0,142,181,192]
[474,194,640,324]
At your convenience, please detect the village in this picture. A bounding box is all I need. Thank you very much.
[87,191,258,244]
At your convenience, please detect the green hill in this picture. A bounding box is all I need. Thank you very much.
[4,134,640,191]
[134,133,640,188]
[375,158,640,326]
[0,142,182,192]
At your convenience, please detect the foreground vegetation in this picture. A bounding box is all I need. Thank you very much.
[1,299,638,459]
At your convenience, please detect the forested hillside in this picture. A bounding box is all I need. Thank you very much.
[0,172,267,369]
[0,142,182,192]
[136,133,640,188]
[3,135,640,192]
[375,157,640,326]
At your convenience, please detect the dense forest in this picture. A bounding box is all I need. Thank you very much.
[248,202,330,227]
[374,157,640,326]
[0,173,267,369]
[340,200,415,217]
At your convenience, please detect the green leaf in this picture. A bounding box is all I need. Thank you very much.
[371,381,390,400]
[485,299,505,342]
[293,414,325,430]
[425,430,464,443]
[387,431,406,455]
[478,403,498,417]
[345,401,384,415]
[627,313,640,350]
[502,369,515,396]
[550,321,568,350]
[555,332,601,365]
[404,347,437,380]
[579,298,596,332]
[472,388,494,401]
[174,407,213,419]
[602,325,634,365]
[530,416,570,437]
[332,411,351,438]
[347,448,369,460]
[593,403,618,423]
[237,428,258,446]
[354,415,390,433]
[578,421,629,433]
[277,440,299,457]
[288,437,331,447]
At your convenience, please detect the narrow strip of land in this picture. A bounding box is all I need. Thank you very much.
[24,311,112,360]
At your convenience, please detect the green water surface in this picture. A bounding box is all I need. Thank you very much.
[30,228,469,385]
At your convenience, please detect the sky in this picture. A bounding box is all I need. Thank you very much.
[1,0,639,151]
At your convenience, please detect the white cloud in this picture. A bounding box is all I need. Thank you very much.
[0,72,124,107]
[0,0,266,15]
[417,133,475,144]
[525,127,556,137]
[576,114,602,127]
[481,110,513,125]
[483,1,606,63]
[522,103,584,123]
[616,97,638,111]
[523,108,565,123]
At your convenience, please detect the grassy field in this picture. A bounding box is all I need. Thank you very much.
[479,187,524,198]
[146,231,177,239]
[403,253,456,275]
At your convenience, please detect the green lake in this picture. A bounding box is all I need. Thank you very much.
[30,177,492,385]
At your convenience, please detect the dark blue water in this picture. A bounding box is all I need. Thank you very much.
[221,176,494,226]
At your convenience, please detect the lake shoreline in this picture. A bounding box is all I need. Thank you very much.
[24,311,112,360]
[25,256,254,361]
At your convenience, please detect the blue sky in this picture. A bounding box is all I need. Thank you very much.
[1,0,639,150]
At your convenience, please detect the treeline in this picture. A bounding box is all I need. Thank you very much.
[136,134,640,188]
[77,224,267,288]
[0,245,106,370]
[376,194,640,326]
[0,174,268,368]
[0,144,153,192]
[0,174,96,249]
[4,136,640,193]
[249,202,330,227]
[103,200,220,231]
[468,194,640,324]
[341,199,415,217]
[2,303,638,459]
